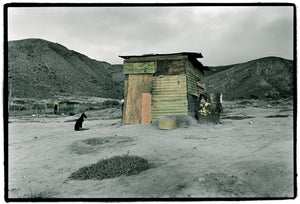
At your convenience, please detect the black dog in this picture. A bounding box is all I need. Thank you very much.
[74,112,87,131]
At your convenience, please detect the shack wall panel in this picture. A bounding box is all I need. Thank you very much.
[186,60,205,96]
[123,74,152,124]
[156,60,186,75]
[123,61,156,74]
[186,71,198,96]
[141,93,152,124]
[187,94,200,117]
[151,75,188,121]
[186,61,204,81]
[122,76,129,122]
[124,75,129,97]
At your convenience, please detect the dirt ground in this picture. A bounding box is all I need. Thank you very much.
[7,100,295,199]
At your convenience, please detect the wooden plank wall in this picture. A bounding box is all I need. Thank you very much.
[123,61,156,74]
[185,60,206,118]
[122,75,129,122]
[123,74,152,124]
[151,75,188,121]
[187,94,200,117]
[156,60,186,75]
[186,60,205,97]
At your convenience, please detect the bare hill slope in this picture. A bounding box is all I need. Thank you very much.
[8,38,124,99]
[204,57,294,100]
[8,38,293,101]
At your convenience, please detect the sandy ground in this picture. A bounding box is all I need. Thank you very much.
[7,100,294,199]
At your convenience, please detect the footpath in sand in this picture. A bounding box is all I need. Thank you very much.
[8,100,294,198]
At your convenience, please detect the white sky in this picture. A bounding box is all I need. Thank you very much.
[7,5,294,66]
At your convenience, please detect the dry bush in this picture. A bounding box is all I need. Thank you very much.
[69,155,149,180]
[264,114,289,118]
[23,189,57,198]
[221,116,255,120]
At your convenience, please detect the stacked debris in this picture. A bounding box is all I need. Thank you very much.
[197,93,223,123]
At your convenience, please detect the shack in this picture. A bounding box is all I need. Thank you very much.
[44,100,59,114]
[59,101,80,115]
[44,100,79,115]
[120,52,209,124]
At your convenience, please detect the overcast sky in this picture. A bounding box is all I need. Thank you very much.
[7,5,294,66]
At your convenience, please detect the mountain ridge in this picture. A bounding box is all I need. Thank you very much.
[7,38,294,101]
[205,56,294,100]
[8,38,124,100]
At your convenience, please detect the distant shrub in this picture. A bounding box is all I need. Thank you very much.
[69,155,149,180]
[82,138,110,146]
[221,116,255,120]
[9,105,26,111]
[86,106,102,111]
[264,114,289,118]
[13,99,26,104]
[238,100,253,105]
[32,103,44,110]
[24,189,57,198]
[102,100,120,108]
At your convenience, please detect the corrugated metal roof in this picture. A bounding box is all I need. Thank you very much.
[59,101,80,104]
[119,52,203,59]
[119,52,209,71]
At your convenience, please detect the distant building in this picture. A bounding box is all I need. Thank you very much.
[44,100,79,115]
[58,101,80,115]
[119,52,209,124]
[44,100,59,114]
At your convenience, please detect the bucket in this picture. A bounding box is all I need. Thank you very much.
[158,119,177,130]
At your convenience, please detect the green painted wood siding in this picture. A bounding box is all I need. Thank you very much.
[151,75,188,121]
[123,61,156,74]
[186,61,205,96]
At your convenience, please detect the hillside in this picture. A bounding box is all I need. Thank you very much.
[7,38,294,101]
[204,63,241,77]
[8,38,124,99]
[204,57,294,100]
